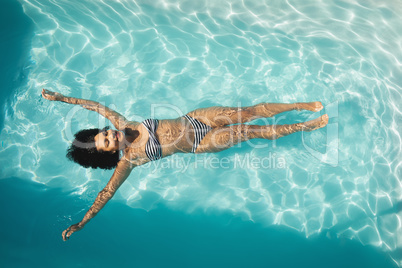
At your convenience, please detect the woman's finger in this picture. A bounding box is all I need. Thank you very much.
[62,227,71,241]
[62,230,67,241]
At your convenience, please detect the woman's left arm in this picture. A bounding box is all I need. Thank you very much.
[42,88,129,130]
[61,158,142,241]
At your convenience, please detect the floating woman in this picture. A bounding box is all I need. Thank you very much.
[41,89,328,241]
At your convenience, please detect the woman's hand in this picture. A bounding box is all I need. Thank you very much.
[62,223,84,241]
[41,88,64,101]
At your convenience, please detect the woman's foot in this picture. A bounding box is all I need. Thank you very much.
[302,114,329,131]
[297,101,324,112]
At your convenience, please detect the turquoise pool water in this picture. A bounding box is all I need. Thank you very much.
[0,0,401,267]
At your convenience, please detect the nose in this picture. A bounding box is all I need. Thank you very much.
[107,130,116,140]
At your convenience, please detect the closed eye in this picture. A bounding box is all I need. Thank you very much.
[105,138,109,147]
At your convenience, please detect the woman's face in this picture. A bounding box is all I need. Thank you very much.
[94,128,124,152]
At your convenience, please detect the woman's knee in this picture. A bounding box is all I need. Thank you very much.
[211,124,261,150]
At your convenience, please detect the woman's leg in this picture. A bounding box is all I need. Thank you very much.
[195,114,328,153]
[186,102,323,128]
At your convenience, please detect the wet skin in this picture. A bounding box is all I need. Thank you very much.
[41,89,328,241]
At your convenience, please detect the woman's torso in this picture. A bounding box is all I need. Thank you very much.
[123,117,195,162]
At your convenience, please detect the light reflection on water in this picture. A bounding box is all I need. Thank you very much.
[1,0,401,266]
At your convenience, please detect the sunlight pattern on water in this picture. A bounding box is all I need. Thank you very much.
[1,0,401,265]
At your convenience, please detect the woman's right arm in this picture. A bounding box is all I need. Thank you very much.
[61,157,149,241]
[42,88,130,130]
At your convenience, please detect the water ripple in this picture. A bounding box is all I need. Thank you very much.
[1,0,401,265]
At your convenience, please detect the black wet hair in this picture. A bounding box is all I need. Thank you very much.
[66,127,119,170]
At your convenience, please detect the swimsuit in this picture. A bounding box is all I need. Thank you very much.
[142,119,162,161]
[183,115,212,153]
[142,116,212,161]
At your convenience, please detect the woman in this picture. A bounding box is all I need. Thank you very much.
[41,89,328,241]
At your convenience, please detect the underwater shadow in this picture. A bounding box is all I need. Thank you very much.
[0,177,398,268]
[0,0,34,130]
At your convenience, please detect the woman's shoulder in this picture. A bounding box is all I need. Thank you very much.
[126,120,142,127]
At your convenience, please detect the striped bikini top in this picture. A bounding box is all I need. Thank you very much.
[142,119,162,161]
